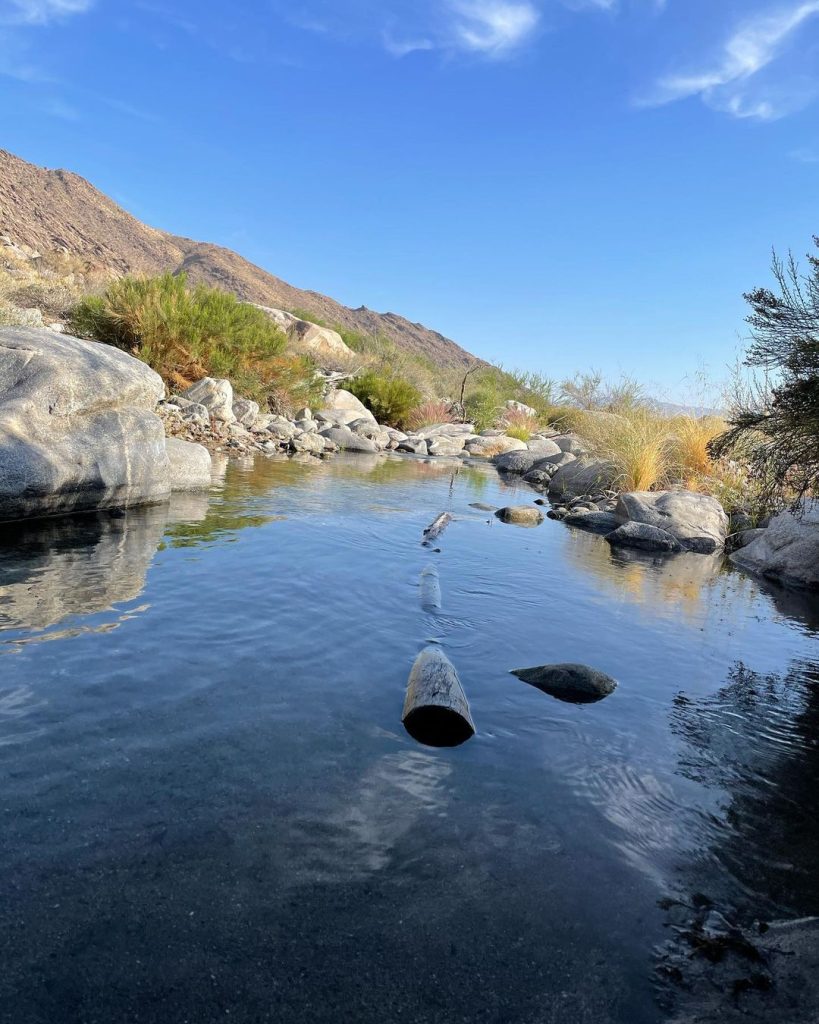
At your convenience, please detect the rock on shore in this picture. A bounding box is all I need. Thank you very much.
[0,327,174,521]
[731,502,819,590]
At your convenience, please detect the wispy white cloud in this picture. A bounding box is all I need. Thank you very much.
[383,0,539,59]
[447,0,540,56]
[2,0,94,26]
[644,1,819,119]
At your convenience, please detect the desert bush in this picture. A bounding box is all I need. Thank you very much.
[347,370,421,427]
[7,280,80,319]
[505,425,532,442]
[710,243,819,507]
[69,274,288,402]
[405,400,457,431]
[561,371,644,413]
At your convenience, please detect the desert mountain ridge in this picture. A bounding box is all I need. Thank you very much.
[0,148,478,369]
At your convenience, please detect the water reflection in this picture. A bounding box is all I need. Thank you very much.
[658,659,819,1019]
[0,507,169,634]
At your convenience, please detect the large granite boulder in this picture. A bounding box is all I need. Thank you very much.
[731,503,819,590]
[232,397,260,428]
[548,457,615,499]
[0,328,171,522]
[165,438,212,490]
[614,490,729,554]
[254,306,354,360]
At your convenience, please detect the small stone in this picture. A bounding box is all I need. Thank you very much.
[511,663,617,704]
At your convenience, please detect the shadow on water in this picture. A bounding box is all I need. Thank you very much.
[656,658,819,1022]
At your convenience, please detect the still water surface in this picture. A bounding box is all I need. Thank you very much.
[1,454,817,1023]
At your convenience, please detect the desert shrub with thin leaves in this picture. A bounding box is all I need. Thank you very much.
[346,370,421,428]
[68,273,289,403]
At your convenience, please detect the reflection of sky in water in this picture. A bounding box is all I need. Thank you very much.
[0,453,818,1023]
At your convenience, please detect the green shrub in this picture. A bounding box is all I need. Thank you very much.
[69,274,288,402]
[347,371,421,427]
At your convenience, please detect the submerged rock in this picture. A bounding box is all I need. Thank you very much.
[495,506,544,527]
[511,663,618,704]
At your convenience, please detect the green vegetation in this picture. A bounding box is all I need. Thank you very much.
[69,273,321,411]
[346,370,422,428]
[710,243,819,509]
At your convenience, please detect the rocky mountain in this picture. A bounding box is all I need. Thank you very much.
[0,148,477,369]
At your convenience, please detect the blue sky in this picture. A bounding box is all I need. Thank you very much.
[2,0,819,399]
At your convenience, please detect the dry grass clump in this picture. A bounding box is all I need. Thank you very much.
[575,405,737,497]
[500,407,538,441]
[668,415,727,481]
[405,400,457,431]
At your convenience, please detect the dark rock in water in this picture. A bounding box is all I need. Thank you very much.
[511,663,617,703]
[605,521,683,553]
[495,506,544,527]
[534,498,546,506]
[563,510,620,534]
[469,502,497,512]
[522,468,554,488]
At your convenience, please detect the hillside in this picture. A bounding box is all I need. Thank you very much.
[0,149,477,369]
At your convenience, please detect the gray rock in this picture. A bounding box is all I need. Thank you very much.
[522,468,555,487]
[495,506,544,527]
[511,663,617,704]
[551,434,588,456]
[605,522,684,553]
[464,435,527,456]
[166,395,210,426]
[548,457,615,499]
[290,432,326,455]
[182,377,235,423]
[165,437,212,490]
[266,415,297,441]
[727,527,766,553]
[318,425,378,453]
[524,438,561,457]
[731,502,819,589]
[232,397,260,428]
[615,490,729,554]
[493,449,543,474]
[537,451,576,470]
[428,436,466,457]
[294,418,318,433]
[0,327,170,522]
[563,510,620,533]
[323,388,373,418]
[294,406,312,421]
[396,438,429,455]
[504,399,537,417]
